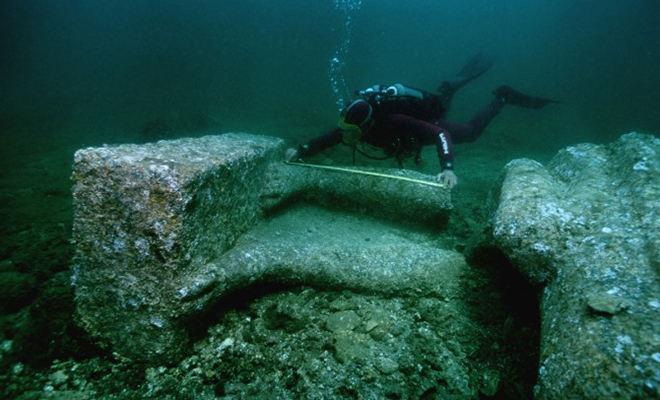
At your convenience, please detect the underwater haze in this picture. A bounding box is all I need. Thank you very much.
[1,0,659,151]
[1,0,659,398]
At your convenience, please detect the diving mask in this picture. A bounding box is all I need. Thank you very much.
[338,99,374,146]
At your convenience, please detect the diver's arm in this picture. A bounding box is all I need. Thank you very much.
[435,129,457,189]
[416,126,455,171]
[387,115,458,189]
[286,128,342,162]
[435,129,454,170]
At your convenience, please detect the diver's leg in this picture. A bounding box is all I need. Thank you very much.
[437,52,496,112]
[438,98,505,143]
[493,85,558,108]
[441,85,556,143]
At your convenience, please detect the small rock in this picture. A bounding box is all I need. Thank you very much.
[1,340,13,353]
[365,319,379,332]
[216,338,234,353]
[12,363,24,375]
[480,370,501,397]
[333,332,370,364]
[50,369,69,386]
[329,298,353,311]
[587,293,627,316]
[326,311,361,332]
[375,357,399,374]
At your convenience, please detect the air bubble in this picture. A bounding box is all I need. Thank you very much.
[329,0,364,110]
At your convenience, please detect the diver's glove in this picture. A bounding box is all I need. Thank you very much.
[285,145,309,163]
[437,170,457,189]
[285,148,299,162]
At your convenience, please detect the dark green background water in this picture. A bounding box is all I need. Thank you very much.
[2,0,659,152]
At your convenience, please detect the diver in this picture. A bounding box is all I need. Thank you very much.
[285,53,556,189]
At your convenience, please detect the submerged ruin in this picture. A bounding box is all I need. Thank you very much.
[71,132,660,398]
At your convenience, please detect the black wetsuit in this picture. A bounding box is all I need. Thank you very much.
[299,96,505,171]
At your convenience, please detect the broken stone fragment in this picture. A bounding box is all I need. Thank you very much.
[365,319,379,332]
[375,356,399,374]
[486,132,660,399]
[333,332,371,364]
[586,292,628,316]
[326,311,361,333]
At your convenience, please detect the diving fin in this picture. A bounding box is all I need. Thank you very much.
[493,85,558,109]
[437,52,496,93]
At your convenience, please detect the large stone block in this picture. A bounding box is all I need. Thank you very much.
[72,134,284,362]
[72,133,452,363]
[487,132,660,398]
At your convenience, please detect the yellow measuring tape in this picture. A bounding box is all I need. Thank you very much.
[285,161,445,189]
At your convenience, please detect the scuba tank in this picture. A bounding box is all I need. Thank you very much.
[357,84,424,99]
[356,83,444,121]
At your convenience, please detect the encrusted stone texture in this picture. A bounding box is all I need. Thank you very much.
[72,134,284,362]
[262,162,452,224]
[178,232,465,313]
[72,133,452,363]
[487,132,660,399]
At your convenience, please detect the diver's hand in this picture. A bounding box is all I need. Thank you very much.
[437,170,457,189]
[285,148,299,162]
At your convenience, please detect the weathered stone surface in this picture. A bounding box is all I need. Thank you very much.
[177,208,464,314]
[261,162,452,225]
[72,134,284,362]
[487,132,660,398]
[72,133,453,363]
